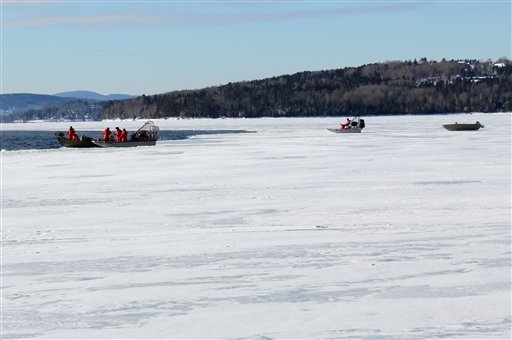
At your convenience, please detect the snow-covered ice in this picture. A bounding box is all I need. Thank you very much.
[2,113,511,339]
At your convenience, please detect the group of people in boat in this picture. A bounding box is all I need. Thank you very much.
[66,126,129,143]
[103,127,129,143]
[60,121,159,147]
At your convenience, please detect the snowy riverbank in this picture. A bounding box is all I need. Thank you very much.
[2,113,511,338]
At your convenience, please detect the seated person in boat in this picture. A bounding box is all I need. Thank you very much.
[341,118,351,129]
[131,131,147,141]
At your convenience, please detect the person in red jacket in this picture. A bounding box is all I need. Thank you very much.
[121,128,128,142]
[71,134,80,141]
[103,127,111,142]
[115,127,122,142]
[66,126,76,140]
[341,118,351,129]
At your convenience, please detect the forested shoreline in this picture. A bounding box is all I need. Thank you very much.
[102,58,512,119]
[6,58,511,123]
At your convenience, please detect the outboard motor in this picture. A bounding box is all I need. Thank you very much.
[360,119,365,129]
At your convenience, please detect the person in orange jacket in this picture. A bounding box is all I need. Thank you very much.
[66,126,76,140]
[121,128,128,142]
[71,134,80,141]
[115,127,122,142]
[103,127,111,142]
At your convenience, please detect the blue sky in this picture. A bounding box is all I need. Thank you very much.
[1,0,511,95]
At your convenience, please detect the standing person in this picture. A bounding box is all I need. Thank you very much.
[115,127,122,142]
[103,127,111,142]
[121,128,128,142]
[66,126,76,140]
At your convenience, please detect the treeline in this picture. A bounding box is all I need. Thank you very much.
[103,58,512,119]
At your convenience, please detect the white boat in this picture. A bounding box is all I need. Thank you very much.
[327,127,363,134]
[328,116,365,134]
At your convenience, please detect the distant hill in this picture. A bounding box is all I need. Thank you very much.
[20,99,104,122]
[1,91,135,122]
[54,90,135,101]
[102,58,512,119]
[0,93,104,122]
[0,93,75,113]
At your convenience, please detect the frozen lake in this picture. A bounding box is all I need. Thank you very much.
[2,113,511,339]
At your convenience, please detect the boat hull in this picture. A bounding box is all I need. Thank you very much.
[92,140,157,148]
[327,128,362,134]
[57,137,100,148]
[443,123,483,131]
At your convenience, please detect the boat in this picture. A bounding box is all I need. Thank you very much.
[328,116,365,134]
[92,121,160,148]
[443,121,484,131]
[56,132,99,148]
[92,140,157,147]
